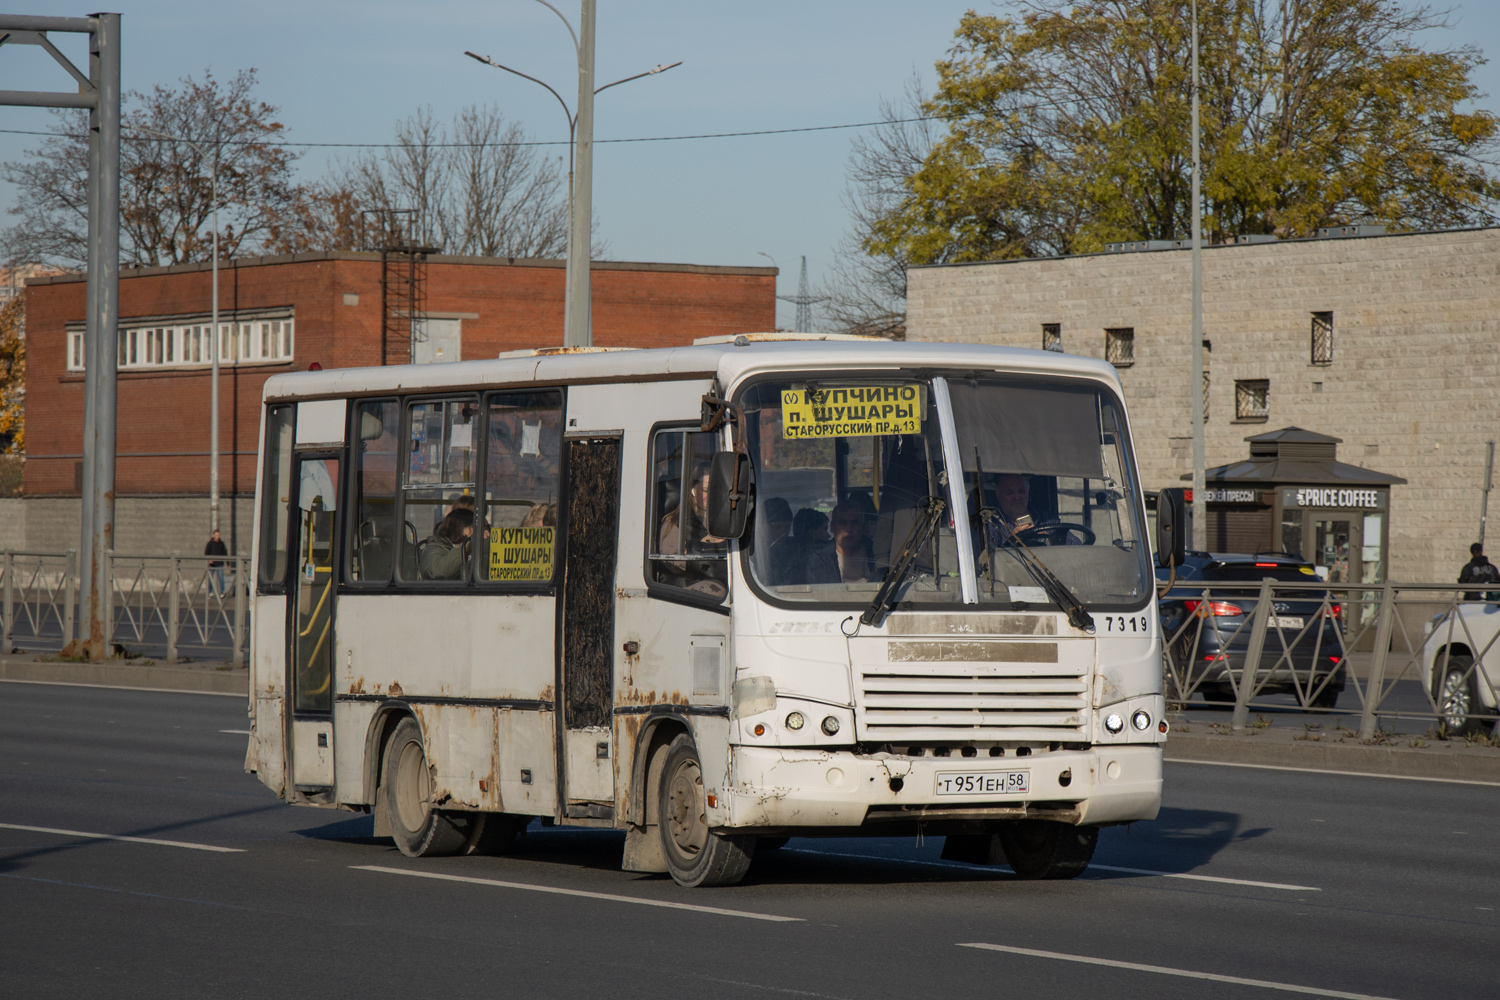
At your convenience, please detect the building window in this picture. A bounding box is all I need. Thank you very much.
[71,312,295,372]
[1235,379,1270,421]
[1042,323,1063,353]
[1104,327,1134,367]
[1311,311,1333,365]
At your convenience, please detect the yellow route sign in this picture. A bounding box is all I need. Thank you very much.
[489,526,555,581]
[781,385,923,439]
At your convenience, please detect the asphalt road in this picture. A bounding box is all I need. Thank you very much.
[2,681,1496,1000]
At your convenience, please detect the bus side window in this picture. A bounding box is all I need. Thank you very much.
[647,428,728,601]
[258,404,294,588]
[349,399,399,583]
[398,397,479,583]
[482,391,563,583]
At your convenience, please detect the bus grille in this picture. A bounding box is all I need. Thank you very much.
[854,659,1089,743]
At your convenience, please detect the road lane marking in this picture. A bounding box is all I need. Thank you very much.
[0,677,243,698]
[1087,864,1320,892]
[219,729,250,734]
[352,865,802,922]
[958,943,1403,1000]
[787,848,1319,891]
[1169,757,1500,788]
[0,822,244,853]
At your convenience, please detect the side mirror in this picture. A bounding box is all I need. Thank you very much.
[706,450,754,539]
[1156,487,1187,568]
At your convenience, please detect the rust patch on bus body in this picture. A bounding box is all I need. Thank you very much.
[388,681,404,698]
[887,641,1059,663]
[349,676,366,695]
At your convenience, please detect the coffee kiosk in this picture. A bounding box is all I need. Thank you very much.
[1187,427,1405,587]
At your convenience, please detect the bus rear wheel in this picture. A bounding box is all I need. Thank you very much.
[383,717,469,858]
[998,820,1098,880]
[657,733,755,887]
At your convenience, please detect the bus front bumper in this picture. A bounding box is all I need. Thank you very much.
[717,744,1161,831]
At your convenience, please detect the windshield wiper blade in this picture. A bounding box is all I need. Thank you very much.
[990,516,1096,633]
[861,496,945,628]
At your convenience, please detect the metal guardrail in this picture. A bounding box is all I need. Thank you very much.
[1,548,248,665]
[1161,577,1499,738]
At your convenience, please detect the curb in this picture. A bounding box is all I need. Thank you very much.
[0,656,247,695]
[1164,730,1500,783]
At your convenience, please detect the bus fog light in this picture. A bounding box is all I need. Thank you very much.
[753,724,766,737]
[1131,710,1151,731]
[785,711,805,731]
[821,716,840,736]
[1104,713,1124,734]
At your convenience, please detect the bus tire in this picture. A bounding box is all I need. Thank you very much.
[657,733,755,887]
[383,717,468,858]
[998,820,1098,880]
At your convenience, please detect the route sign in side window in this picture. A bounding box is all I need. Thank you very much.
[481,391,563,584]
[258,404,294,588]
[647,428,727,601]
[348,399,399,584]
[399,397,479,584]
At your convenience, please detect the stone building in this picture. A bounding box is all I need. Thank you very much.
[6,251,775,555]
[906,226,1500,584]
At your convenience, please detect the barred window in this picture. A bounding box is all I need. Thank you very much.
[73,313,295,372]
[1235,379,1270,421]
[1310,311,1333,365]
[1104,327,1134,367]
[1202,370,1211,422]
[1042,323,1063,353]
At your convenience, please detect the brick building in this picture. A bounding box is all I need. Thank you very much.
[906,226,1500,584]
[8,251,775,553]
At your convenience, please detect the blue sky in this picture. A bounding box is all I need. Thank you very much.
[2,2,1498,330]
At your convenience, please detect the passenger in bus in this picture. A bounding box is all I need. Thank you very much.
[418,507,474,580]
[448,494,475,514]
[657,463,727,596]
[974,473,1081,547]
[803,495,880,583]
[758,497,800,585]
[522,502,556,527]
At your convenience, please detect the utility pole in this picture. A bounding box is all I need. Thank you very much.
[1480,441,1495,546]
[1189,0,1207,552]
[564,0,596,348]
[776,256,828,332]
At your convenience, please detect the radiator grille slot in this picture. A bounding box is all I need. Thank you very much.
[855,654,1090,742]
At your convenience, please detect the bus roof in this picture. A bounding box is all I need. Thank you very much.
[260,337,1123,403]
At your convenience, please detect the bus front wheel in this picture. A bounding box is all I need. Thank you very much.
[383,717,469,858]
[657,733,755,887]
[998,820,1098,880]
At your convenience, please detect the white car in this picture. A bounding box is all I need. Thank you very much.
[1421,603,1500,735]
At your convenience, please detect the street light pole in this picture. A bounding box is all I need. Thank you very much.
[1190,0,1207,551]
[131,126,221,534]
[465,0,679,349]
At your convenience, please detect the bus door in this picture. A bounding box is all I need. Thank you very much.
[557,433,622,819]
[287,452,340,797]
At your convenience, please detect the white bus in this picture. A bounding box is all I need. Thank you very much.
[245,336,1175,887]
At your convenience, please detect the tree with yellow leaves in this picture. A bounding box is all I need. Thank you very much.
[0,296,22,455]
[861,0,1500,267]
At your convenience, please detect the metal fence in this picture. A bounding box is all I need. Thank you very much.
[1,549,247,665]
[1162,577,1499,738]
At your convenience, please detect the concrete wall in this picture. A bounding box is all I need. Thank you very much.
[906,227,1500,583]
[0,496,255,556]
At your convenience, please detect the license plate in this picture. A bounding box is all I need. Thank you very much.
[1269,616,1305,629]
[935,771,1029,796]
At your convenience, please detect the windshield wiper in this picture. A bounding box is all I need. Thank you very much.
[985,512,1096,634]
[861,496,946,628]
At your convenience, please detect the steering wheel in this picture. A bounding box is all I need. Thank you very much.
[1016,521,1095,546]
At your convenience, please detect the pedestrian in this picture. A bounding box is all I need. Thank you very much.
[1457,542,1500,601]
[205,529,228,596]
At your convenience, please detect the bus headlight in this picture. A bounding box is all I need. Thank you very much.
[821,715,841,736]
[1131,710,1151,731]
[1104,713,1125,734]
[785,711,805,731]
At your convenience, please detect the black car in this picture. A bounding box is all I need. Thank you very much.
[1157,552,1346,707]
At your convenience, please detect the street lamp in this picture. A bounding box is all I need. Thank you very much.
[130,124,224,535]
[466,0,680,348]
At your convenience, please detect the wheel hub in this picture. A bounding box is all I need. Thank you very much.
[394,740,430,832]
[1440,671,1471,727]
[665,759,706,856]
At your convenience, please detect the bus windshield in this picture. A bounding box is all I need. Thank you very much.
[740,374,1151,610]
